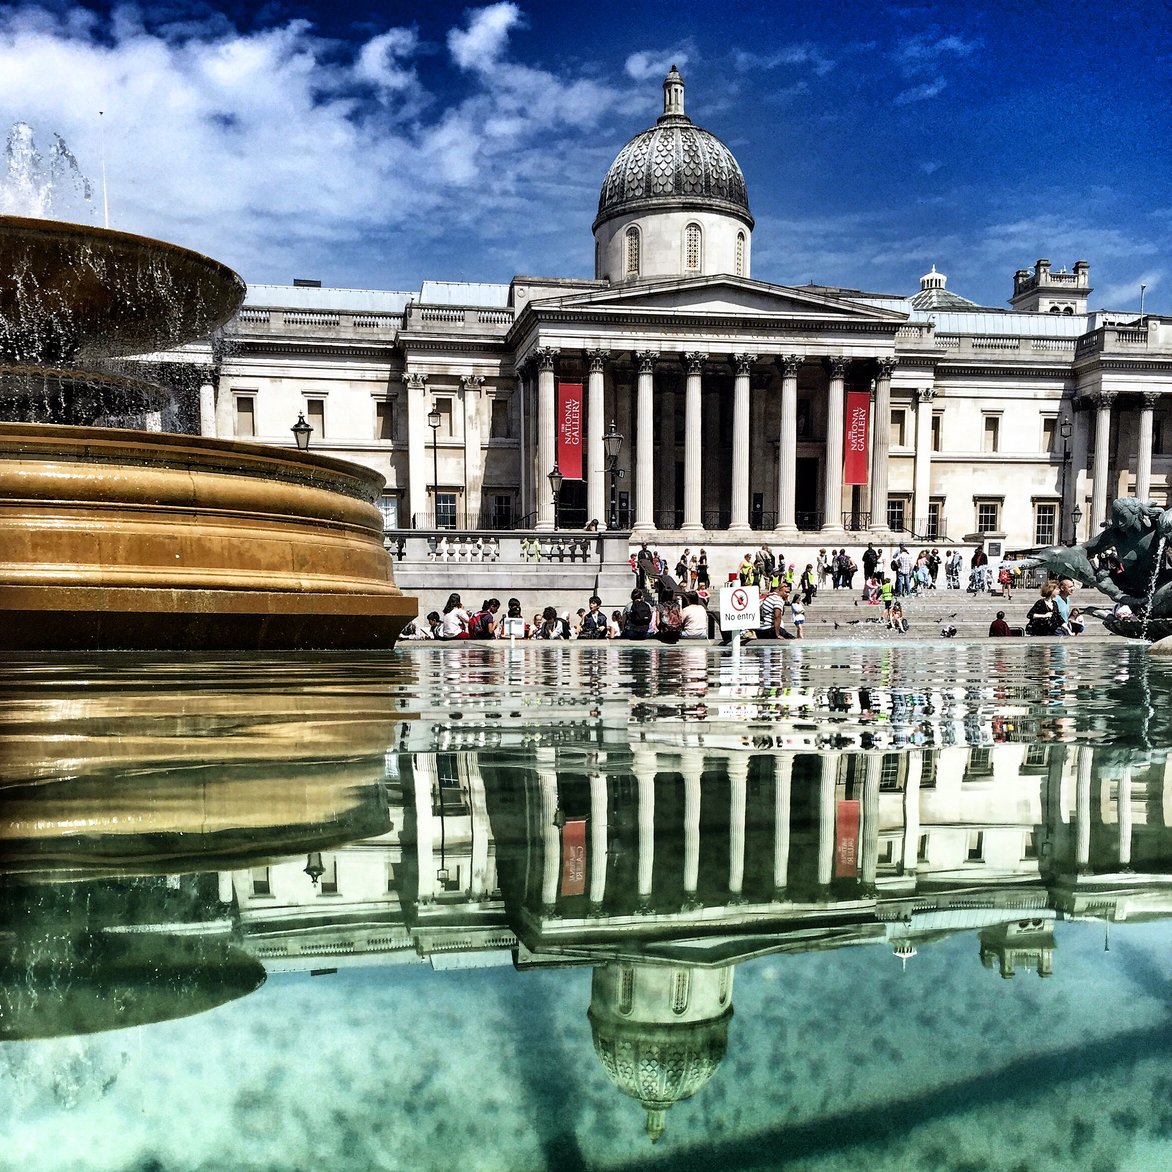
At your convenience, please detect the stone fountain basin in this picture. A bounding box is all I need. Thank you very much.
[0,215,245,363]
[0,422,416,649]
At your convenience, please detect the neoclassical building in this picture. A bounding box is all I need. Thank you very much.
[207,67,1172,556]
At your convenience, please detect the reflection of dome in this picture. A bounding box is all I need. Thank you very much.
[588,961,733,1142]
[595,67,752,230]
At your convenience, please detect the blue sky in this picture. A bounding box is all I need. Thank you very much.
[0,0,1168,309]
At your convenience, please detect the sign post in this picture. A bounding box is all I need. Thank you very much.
[719,584,760,657]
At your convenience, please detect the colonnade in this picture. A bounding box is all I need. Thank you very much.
[522,347,897,534]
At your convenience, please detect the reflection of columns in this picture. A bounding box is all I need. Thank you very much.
[727,755,748,901]
[537,748,560,910]
[535,347,559,530]
[730,353,755,531]
[775,354,800,534]
[1091,391,1116,530]
[773,753,794,896]
[682,760,702,908]
[861,754,881,889]
[870,358,895,530]
[913,388,934,530]
[1076,746,1092,873]
[682,352,706,532]
[634,747,656,910]
[589,770,609,910]
[1118,766,1133,870]
[635,351,657,528]
[1137,391,1158,501]
[822,357,847,530]
[469,776,490,900]
[413,765,437,903]
[818,755,836,888]
[902,751,922,875]
[586,349,609,525]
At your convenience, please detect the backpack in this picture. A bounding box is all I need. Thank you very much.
[468,609,493,638]
[629,599,652,629]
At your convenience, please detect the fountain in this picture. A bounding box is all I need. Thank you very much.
[0,197,415,648]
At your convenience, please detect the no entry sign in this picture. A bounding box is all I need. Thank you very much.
[720,584,760,631]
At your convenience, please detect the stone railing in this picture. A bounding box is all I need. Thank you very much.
[1075,322,1169,359]
[231,307,403,338]
[402,305,515,335]
[930,335,1078,358]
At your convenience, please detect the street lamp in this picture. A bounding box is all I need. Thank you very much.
[548,462,564,531]
[427,406,442,527]
[1071,503,1083,545]
[1059,416,1073,544]
[603,420,624,530]
[291,412,312,450]
[303,851,325,886]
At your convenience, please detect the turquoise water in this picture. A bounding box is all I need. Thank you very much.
[3,643,1172,1171]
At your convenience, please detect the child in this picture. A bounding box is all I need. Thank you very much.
[998,564,1013,600]
[889,600,908,633]
[789,595,806,638]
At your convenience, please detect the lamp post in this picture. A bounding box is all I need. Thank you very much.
[603,420,624,530]
[548,462,564,531]
[1071,503,1083,546]
[427,406,441,527]
[303,851,325,886]
[1059,416,1073,544]
[291,412,312,450]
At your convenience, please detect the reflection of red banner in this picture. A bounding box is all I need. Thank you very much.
[844,391,870,485]
[835,799,860,877]
[557,381,584,479]
[561,818,587,896]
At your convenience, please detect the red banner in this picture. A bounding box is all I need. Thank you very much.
[843,391,870,485]
[835,799,860,878]
[560,817,587,896]
[557,381,584,479]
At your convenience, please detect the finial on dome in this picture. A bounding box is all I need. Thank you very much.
[662,65,686,120]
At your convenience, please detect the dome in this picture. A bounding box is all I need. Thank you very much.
[594,67,753,232]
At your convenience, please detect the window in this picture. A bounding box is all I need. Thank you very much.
[879,753,902,790]
[982,415,1000,453]
[1024,745,1048,769]
[378,493,399,530]
[435,396,454,437]
[887,497,907,532]
[684,223,702,271]
[1041,416,1057,454]
[490,494,514,530]
[250,867,271,896]
[433,753,470,814]
[435,491,457,530]
[1034,502,1057,546]
[490,398,510,439]
[926,500,943,541]
[968,747,993,776]
[931,412,942,452]
[1022,832,1038,860]
[624,227,640,277]
[976,499,1001,533]
[235,395,255,437]
[735,232,745,277]
[966,830,985,861]
[878,839,895,864]
[306,397,325,439]
[319,856,338,895]
[376,401,395,441]
[921,753,938,788]
[917,834,929,863]
[891,409,907,447]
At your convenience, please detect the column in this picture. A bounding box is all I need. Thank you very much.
[635,351,657,529]
[682,759,702,910]
[912,388,934,532]
[861,753,881,891]
[462,375,486,528]
[1091,391,1116,531]
[773,753,794,898]
[634,746,656,912]
[404,371,429,526]
[1118,765,1133,871]
[822,357,848,531]
[902,751,922,876]
[682,352,706,532]
[775,354,800,534]
[817,754,836,889]
[537,749,560,912]
[1076,746,1092,874]
[214,380,234,438]
[659,375,677,527]
[199,382,216,437]
[1137,391,1158,501]
[729,352,755,532]
[727,754,748,902]
[589,769,609,913]
[870,358,895,531]
[535,347,559,530]
[586,349,609,525]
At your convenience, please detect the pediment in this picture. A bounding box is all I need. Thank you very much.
[542,275,907,322]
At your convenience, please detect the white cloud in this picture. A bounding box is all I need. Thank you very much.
[1096,270,1162,310]
[625,50,690,82]
[895,32,980,75]
[448,2,523,73]
[732,45,835,77]
[895,79,946,105]
[355,27,421,95]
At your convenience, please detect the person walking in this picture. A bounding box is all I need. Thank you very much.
[970,543,989,594]
[696,549,710,591]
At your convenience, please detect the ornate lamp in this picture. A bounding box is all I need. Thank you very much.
[291,412,312,450]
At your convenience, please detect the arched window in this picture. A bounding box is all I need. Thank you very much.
[735,232,746,277]
[624,227,640,278]
[685,223,702,272]
[618,965,634,1014]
